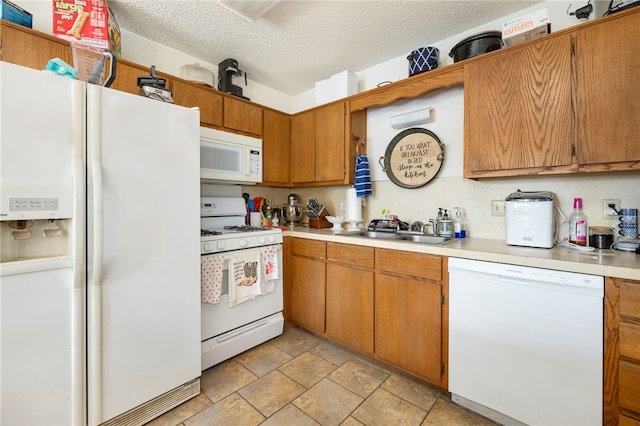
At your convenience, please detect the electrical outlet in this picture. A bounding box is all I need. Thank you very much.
[491,200,506,217]
[602,199,620,219]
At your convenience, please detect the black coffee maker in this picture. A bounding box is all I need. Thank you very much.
[218,58,250,100]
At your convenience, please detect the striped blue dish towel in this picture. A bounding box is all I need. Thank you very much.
[354,154,373,197]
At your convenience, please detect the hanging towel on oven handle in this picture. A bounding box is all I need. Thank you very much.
[261,245,279,294]
[227,248,262,307]
[354,154,373,197]
[201,254,224,304]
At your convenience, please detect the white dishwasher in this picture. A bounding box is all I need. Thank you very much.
[448,258,603,426]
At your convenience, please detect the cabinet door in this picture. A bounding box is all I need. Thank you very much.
[223,97,263,136]
[110,60,150,96]
[290,109,316,183]
[464,34,573,176]
[326,264,374,353]
[289,255,325,333]
[315,102,346,182]
[575,12,640,166]
[262,109,290,185]
[0,22,72,69]
[375,273,442,382]
[172,80,223,128]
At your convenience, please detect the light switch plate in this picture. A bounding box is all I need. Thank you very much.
[491,200,506,217]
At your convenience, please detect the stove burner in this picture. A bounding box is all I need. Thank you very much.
[201,229,223,236]
[223,225,267,232]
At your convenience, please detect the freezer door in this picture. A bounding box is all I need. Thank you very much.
[0,257,76,425]
[0,62,83,220]
[86,85,201,424]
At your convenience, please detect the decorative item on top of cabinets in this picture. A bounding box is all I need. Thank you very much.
[218,58,249,100]
[378,128,444,189]
[137,65,173,103]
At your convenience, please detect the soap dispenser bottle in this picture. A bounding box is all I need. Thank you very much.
[453,207,466,238]
[439,209,453,238]
[435,208,444,236]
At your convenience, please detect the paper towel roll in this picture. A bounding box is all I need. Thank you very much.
[346,188,362,221]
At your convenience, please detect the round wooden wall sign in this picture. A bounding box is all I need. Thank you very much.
[378,128,445,189]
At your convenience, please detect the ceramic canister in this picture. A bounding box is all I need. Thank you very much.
[408,47,439,76]
[617,208,638,239]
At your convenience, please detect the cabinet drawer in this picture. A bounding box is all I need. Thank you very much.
[327,243,373,268]
[621,322,640,360]
[621,280,640,319]
[620,360,640,414]
[374,249,442,281]
[291,239,326,259]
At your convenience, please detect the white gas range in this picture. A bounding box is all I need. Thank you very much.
[200,196,283,371]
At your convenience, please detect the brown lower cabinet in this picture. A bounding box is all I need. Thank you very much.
[285,237,447,388]
[606,277,640,425]
[374,249,444,385]
[326,243,374,354]
[288,238,326,334]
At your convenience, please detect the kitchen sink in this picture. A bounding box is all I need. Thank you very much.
[347,231,402,240]
[344,230,452,244]
[400,234,451,244]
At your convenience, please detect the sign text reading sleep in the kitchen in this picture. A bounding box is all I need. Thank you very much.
[386,131,443,188]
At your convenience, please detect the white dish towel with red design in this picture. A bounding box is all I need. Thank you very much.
[261,246,279,294]
[201,254,224,304]
[228,248,262,307]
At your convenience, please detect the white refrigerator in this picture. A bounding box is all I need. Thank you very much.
[0,61,201,425]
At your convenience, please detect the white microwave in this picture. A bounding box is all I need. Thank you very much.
[200,127,262,185]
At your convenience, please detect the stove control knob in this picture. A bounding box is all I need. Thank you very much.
[259,237,266,245]
[217,241,225,250]
[203,242,210,252]
[239,239,247,247]
[268,235,276,243]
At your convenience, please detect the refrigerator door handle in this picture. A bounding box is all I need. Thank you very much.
[87,86,103,426]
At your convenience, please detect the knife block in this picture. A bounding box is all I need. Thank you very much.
[308,210,332,229]
[309,218,332,228]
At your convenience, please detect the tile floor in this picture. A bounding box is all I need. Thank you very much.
[148,323,496,426]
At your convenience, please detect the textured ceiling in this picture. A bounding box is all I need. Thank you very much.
[109,0,543,95]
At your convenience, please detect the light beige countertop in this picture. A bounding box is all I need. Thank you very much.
[283,226,640,281]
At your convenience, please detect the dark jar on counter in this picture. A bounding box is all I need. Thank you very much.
[589,226,614,249]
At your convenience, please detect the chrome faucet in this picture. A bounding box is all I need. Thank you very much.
[422,219,438,236]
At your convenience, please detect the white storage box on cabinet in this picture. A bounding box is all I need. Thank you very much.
[315,70,357,105]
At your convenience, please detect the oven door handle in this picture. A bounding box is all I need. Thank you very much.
[202,243,282,272]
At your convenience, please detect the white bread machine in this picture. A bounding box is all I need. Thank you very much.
[505,190,555,248]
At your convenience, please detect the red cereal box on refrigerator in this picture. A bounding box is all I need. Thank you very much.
[52,0,121,57]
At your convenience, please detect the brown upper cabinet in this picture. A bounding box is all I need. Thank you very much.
[0,20,72,69]
[464,9,640,178]
[574,11,640,169]
[172,80,224,128]
[290,108,317,184]
[262,109,291,186]
[464,34,574,177]
[290,101,353,186]
[223,96,263,136]
[110,60,154,96]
